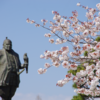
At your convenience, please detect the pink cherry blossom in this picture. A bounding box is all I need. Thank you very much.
[30,20,35,24]
[91,32,97,36]
[62,61,69,68]
[89,8,96,14]
[96,69,100,78]
[28,3,100,97]
[35,24,40,27]
[77,88,85,94]
[76,72,81,78]
[64,20,69,26]
[70,64,77,70]
[69,16,78,21]
[95,42,100,50]
[96,61,100,69]
[61,46,69,52]
[44,33,51,37]
[95,90,100,96]
[77,3,80,6]
[52,11,59,15]
[38,68,47,74]
[96,3,100,10]
[85,6,88,10]
[53,15,61,20]
[53,61,60,67]
[90,51,99,58]
[26,18,30,23]
[83,30,89,37]
[66,73,73,79]
[86,12,93,20]
[73,76,78,83]
[41,19,48,23]
[44,63,51,68]
[72,10,78,17]
[56,80,66,87]
[49,39,54,43]
[55,38,63,44]
[40,54,44,59]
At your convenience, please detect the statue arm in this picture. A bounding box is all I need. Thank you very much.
[17,54,24,69]
[18,55,28,69]
[17,53,28,74]
[19,62,26,69]
[20,64,26,69]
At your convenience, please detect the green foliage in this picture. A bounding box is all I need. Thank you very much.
[94,70,96,73]
[71,94,84,100]
[68,65,85,75]
[84,48,95,57]
[89,62,94,65]
[77,65,85,72]
[96,36,100,42]
[68,69,77,75]
[84,51,88,56]
[91,48,95,52]
[72,83,77,89]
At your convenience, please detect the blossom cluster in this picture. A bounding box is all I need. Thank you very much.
[27,3,100,97]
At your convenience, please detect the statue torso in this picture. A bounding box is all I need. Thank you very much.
[0,49,20,87]
[6,51,16,72]
[5,50,18,86]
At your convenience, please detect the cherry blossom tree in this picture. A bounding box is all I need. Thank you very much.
[27,3,100,100]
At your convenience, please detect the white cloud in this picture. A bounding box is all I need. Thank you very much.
[12,93,72,100]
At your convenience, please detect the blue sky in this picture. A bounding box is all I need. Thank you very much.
[0,0,100,100]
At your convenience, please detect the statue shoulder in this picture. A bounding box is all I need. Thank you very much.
[0,49,5,55]
[12,50,19,57]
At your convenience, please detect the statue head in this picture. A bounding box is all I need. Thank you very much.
[3,37,12,51]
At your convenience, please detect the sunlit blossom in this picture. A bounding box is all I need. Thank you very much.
[37,68,47,74]
[26,18,30,23]
[40,54,44,59]
[49,39,54,43]
[96,3,100,10]
[77,3,80,6]
[62,61,69,68]
[44,63,51,68]
[44,33,51,37]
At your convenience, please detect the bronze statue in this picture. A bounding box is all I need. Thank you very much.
[0,37,29,100]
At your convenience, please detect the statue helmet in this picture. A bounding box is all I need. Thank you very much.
[3,37,12,50]
[3,37,12,45]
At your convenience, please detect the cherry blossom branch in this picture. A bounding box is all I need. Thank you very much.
[27,2,100,97]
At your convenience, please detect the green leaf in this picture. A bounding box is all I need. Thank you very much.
[72,83,77,89]
[84,51,88,56]
[71,94,85,100]
[96,36,100,42]
[68,65,85,75]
